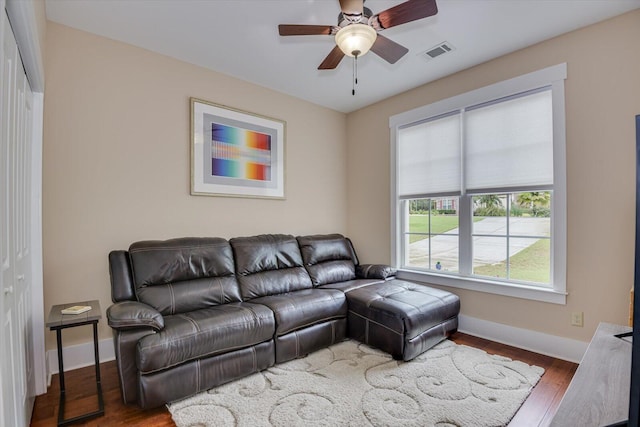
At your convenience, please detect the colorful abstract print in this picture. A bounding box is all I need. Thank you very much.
[211,123,272,181]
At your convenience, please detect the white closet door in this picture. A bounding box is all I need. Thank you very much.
[1,10,35,427]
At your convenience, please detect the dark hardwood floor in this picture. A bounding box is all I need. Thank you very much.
[30,332,578,427]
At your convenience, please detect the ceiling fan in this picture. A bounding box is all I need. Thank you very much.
[278,0,438,70]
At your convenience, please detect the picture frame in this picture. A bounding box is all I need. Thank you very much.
[191,98,286,199]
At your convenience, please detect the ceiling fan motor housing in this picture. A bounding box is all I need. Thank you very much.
[337,6,374,26]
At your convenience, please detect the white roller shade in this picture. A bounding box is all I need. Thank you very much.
[398,113,461,198]
[465,89,553,191]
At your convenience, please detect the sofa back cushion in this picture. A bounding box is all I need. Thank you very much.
[128,237,241,315]
[230,234,312,300]
[297,234,357,286]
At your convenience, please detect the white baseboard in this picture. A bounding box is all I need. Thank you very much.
[43,315,586,384]
[46,338,115,385]
[458,314,588,363]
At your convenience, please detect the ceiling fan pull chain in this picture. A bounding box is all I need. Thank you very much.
[352,53,359,96]
[355,54,359,85]
[352,56,356,95]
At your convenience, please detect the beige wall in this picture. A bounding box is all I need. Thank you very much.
[347,10,640,342]
[43,22,348,349]
[44,10,640,351]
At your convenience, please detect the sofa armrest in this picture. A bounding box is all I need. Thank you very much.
[107,301,164,331]
[356,264,396,280]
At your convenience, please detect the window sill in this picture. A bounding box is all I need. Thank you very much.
[396,268,567,305]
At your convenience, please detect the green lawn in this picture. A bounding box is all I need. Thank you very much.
[473,238,550,284]
[409,215,477,243]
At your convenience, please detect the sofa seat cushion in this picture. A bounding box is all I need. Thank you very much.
[346,280,460,361]
[136,302,275,374]
[346,280,460,340]
[253,289,347,336]
[318,278,384,293]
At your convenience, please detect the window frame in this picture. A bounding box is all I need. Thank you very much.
[390,64,567,305]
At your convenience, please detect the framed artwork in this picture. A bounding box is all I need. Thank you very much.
[191,98,285,199]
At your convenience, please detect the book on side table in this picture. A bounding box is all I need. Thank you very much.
[60,305,92,315]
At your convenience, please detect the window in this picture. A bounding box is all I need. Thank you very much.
[471,192,551,285]
[390,64,567,304]
[404,197,460,273]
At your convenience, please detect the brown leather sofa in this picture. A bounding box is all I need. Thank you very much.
[107,233,459,408]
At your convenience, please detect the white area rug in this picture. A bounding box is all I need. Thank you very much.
[168,340,544,427]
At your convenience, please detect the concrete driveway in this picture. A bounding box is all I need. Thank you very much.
[407,216,550,271]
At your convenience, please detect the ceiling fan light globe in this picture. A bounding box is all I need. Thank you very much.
[335,23,377,57]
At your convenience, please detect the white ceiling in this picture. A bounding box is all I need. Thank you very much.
[45,0,640,113]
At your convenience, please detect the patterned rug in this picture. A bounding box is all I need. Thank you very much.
[167,339,544,427]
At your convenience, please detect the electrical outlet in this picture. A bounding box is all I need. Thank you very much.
[571,311,584,327]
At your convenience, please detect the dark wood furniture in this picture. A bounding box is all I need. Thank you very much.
[46,300,104,426]
[550,322,631,426]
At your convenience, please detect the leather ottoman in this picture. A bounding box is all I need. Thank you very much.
[346,279,460,361]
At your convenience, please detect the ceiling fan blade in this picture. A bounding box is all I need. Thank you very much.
[339,0,364,16]
[278,24,333,36]
[373,0,438,30]
[318,45,346,70]
[370,34,409,64]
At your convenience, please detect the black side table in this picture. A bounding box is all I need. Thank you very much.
[46,300,104,426]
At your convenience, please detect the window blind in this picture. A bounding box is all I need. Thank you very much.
[397,113,461,198]
[465,89,554,191]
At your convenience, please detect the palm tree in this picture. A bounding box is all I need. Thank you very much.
[517,192,550,209]
[473,194,505,217]
[476,195,503,208]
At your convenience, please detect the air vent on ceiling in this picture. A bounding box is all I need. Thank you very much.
[421,42,455,61]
